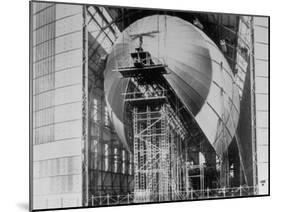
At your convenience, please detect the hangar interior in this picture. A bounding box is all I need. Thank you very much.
[31,2,268,209]
[84,5,257,205]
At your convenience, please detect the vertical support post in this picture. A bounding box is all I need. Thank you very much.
[91,195,94,206]
[152,121,157,201]
[133,107,139,201]
[139,123,145,191]
[250,16,258,194]
[239,185,242,196]
[107,194,109,205]
[186,163,189,199]
[127,193,130,204]
[82,5,89,207]
[146,106,152,194]
[200,162,205,197]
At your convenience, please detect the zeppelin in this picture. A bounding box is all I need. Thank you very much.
[104,15,240,157]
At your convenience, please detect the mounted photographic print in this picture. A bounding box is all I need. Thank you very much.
[30,0,269,211]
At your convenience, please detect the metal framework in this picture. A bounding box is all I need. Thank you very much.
[82,5,89,206]
[116,43,191,202]
[131,104,189,202]
[85,5,133,206]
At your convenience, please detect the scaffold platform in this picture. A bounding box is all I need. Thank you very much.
[115,64,168,78]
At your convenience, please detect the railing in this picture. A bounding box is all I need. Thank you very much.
[115,56,166,70]
[122,90,167,101]
[88,186,257,206]
[89,193,133,206]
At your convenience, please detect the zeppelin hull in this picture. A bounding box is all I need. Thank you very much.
[104,15,240,157]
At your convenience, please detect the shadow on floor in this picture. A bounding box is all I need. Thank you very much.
[17,202,29,211]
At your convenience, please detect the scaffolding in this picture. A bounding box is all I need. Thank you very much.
[116,43,190,202]
[130,98,191,202]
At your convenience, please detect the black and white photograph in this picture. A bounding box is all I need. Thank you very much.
[29,1,269,211]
